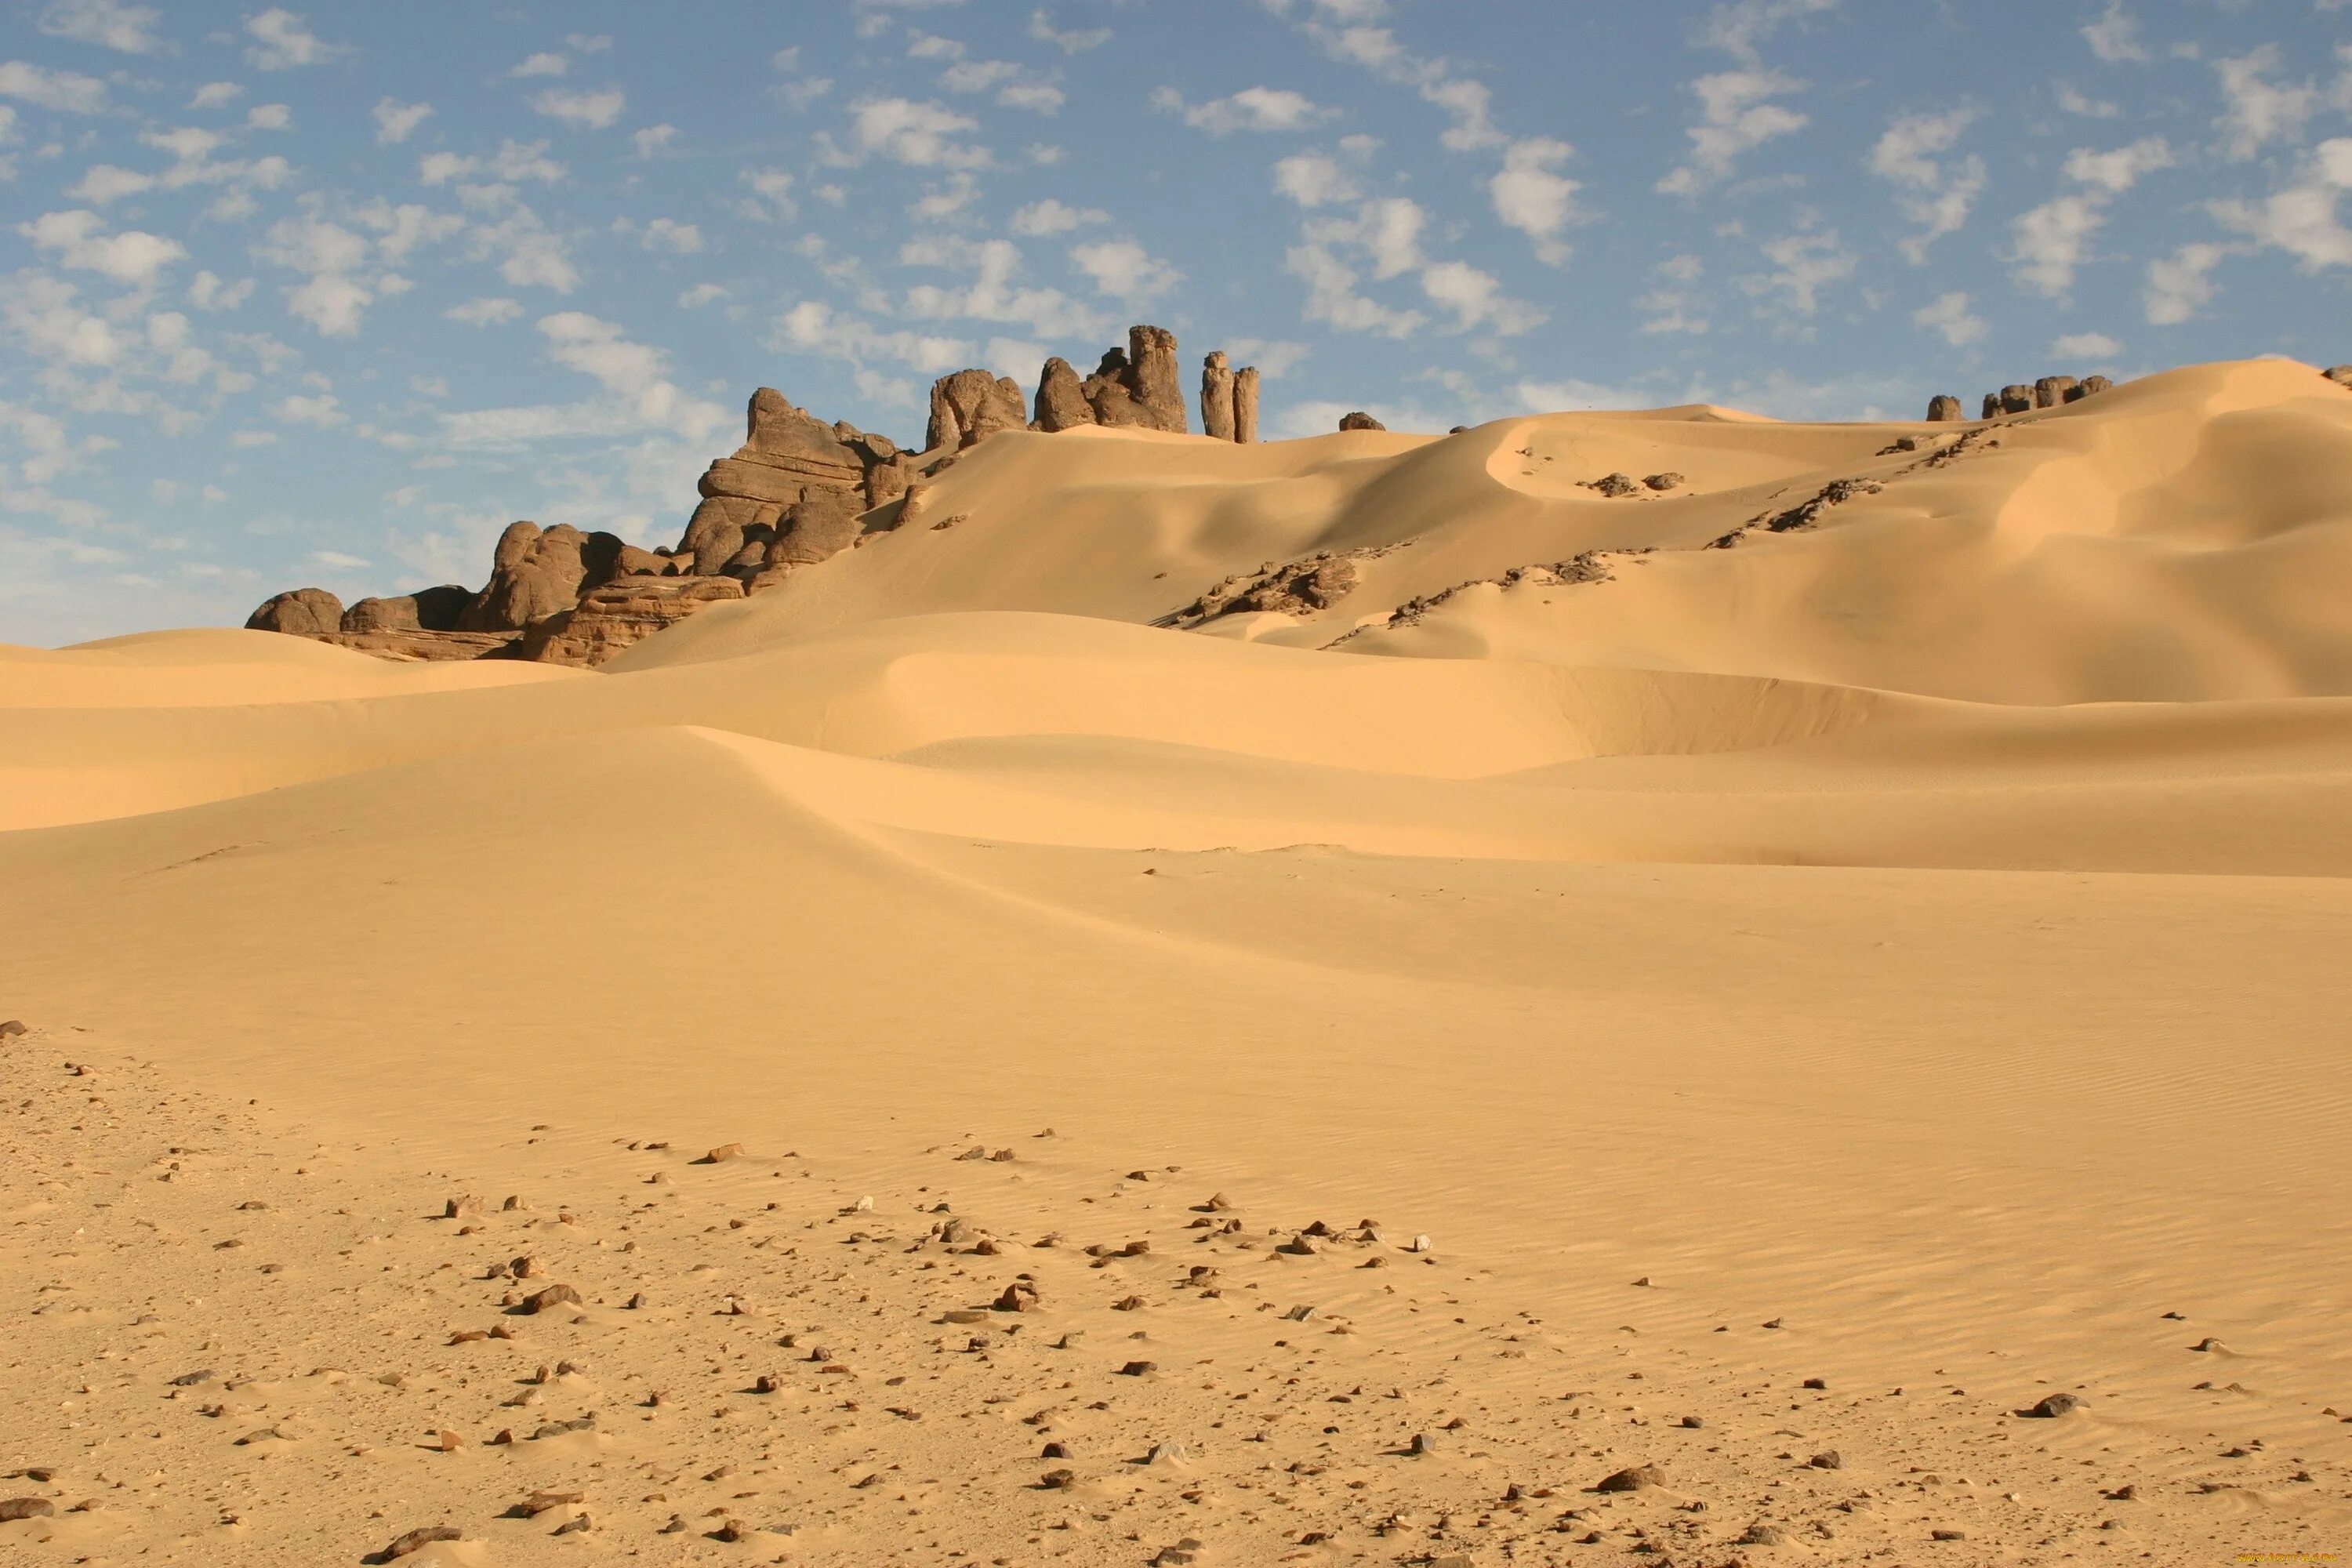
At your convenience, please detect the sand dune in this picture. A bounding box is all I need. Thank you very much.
[3,361,2349,1564]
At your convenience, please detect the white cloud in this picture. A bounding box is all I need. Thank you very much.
[1912,290,1987,347]
[772,298,973,376]
[1284,243,1423,337]
[38,0,162,53]
[1030,9,1109,52]
[633,124,677,158]
[419,140,567,187]
[187,270,254,310]
[2082,0,2151,65]
[373,98,430,143]
[19,209,186,286]
[1658,69,1806,194]
[1272,151,1360,209]
[274,391,344,426]
[1870,108,1987,263]
[900,236,1105,338]
[190,82,244,109]
[2143,241,2230,323]
[350,199,463,262]
[531,87,626,130]
[823,97,987,168]
[2211,139,2352,270]
[997,83,1065,114]
[1419,260,1542,335]
[2063,136,2172,193]
[2056,83,2122,119]
[1743,230,1856,316]
[1639,252,1711,335]
[1009,198,1106,235]
[2011,194,2105,296]
[510,52,568,78]
[230,429,278,448]
[566,33,611,53]
[1490,137,1580,264]
[0,60,109,112]
[1691,0,1842,66]
[677,283,726,308]
[467,201,579,292]
[738,167,797,221]
[1155,85,1338,134]
[244,9,346,70]
[2051,331,2120,358]
[1070,239,1183,303]
[246,103,291,131]
[2213,47,2317,162]
[642,218,703,254]
[445,296,524,326]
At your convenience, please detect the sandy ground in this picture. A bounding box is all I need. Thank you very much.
[2,359,2350,1565]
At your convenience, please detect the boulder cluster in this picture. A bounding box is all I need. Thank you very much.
[245,325,1258,666]
[936,325,1260,451]
[1922,374,2114,422]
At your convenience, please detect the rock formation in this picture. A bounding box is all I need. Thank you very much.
[343,585,471,633]
[1926,394,1964,423]
[246,587,343,635]
[2328,365,2352,387]
[519,575,746,666]
[459,522,624,632]
[1338,412,1386,432]
[1200,352,1236,442]
[1959,372,2115,422]
[928,368,1029,453]
[1033,358,1093,432]
[245,325,1272,666]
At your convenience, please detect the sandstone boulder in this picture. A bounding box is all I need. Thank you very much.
[2070,374,2114,400]
[1981,393,2002,420]
[1338,411,1386,432]
[245,587,343,636]
[459,522,626,632]
[1080,326,1188,433]
[1999,384,2036,415]
[1200,351,1236,441]
[2034,375,2078,408]
[764,488,864,570]
[1926,394,1964,422]
[521,575,744,666]
[927,368,1027,453]
[1232,366,1260,444]
[2327,365,2352,387]
[1034,357,1094,433]
[341,589,467,633]
[679,495,780,578]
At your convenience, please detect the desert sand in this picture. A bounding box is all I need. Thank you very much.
[2,358,2349,1566]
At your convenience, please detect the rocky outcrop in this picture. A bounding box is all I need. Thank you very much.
[1034,357,1093,432]
[459,522,623,632]
[1968,372,2115,420]
[2328,365,2352,388]
[1200,351,1236,441]
[249,325,1279,666]
[246,587,343,635]
[1925,394,1964,423]
[682,387,911,580]
[928,368,1028,453]
[1163,549,1400,629]
[310,629,521,662]
[342,584,471,633]
[1338,412,1386,432]
[518,575,744,666]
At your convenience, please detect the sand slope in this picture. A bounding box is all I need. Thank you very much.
[2,360,2349,1565]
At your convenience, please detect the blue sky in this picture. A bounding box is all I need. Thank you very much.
[3,0,2350,644]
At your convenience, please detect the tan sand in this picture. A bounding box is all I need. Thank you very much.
[1,358,2347,1565]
